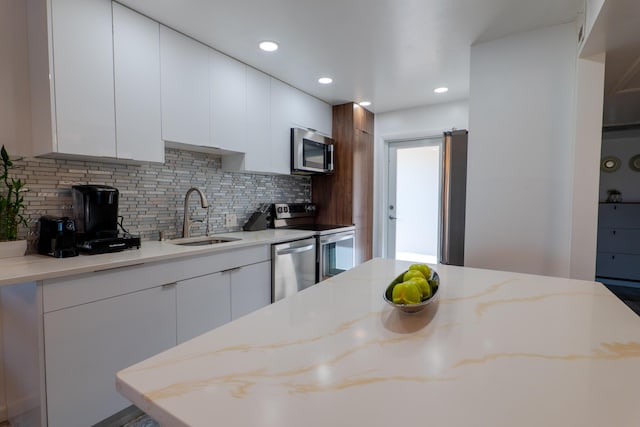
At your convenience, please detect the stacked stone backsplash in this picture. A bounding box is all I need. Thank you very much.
[12,148,310,241]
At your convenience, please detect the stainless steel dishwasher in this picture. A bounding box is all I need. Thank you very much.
[271,237,317,302]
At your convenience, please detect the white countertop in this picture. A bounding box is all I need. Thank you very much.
[116,258,640,427]
[0,229,315,286]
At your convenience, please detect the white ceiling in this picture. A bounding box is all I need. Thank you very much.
[118,0,583,113]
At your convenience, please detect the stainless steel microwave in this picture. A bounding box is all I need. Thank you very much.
[291,128,334,175]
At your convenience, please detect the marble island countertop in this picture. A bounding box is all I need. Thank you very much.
[116,258,640,427]
[0,229,315,286]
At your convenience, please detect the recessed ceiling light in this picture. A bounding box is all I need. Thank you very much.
[434,87,449,94]
[359,101,371,107]
[259,41,278,52]
[318,77,333,85]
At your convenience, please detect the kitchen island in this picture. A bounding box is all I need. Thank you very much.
[117,258,640,427]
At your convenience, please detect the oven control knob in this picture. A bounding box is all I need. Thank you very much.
[284,206,289,213]
[277,207,283,213]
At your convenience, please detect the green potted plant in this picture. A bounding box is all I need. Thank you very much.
[0,145,28,257]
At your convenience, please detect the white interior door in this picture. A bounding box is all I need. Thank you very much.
[386,138,442,263]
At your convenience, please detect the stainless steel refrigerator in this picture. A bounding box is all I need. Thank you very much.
[440,130,468,266]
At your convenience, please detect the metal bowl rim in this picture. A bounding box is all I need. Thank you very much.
[383,270,440,309]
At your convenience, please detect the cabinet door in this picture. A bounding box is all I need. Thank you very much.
[596,253,640,281]
[177,272,231,343]
[43,285,177,427]
[210,50,246,151]
[597,228,640,255]
[160,26,210,146]
[244,67,271,172]
[269,78,297,174]
[50,0,116,157]
[231,261,271,320]
[294,90,332,137]
[112,3,163,163]
[308,94,332,137]
[598,204,640,228]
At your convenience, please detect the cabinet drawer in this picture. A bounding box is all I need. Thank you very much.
[597,228,640,254]
[598,204,640,228]
[596,252,640,281]
[43,245,270,312]
[42,261,180,313]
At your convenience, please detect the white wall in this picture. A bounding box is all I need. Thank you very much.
[0,1,29,418]
[570,54,605,280]
[373,100,469,257]
[466,23,578,277]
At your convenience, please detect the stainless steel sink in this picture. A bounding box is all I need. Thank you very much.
[167,236,241,247]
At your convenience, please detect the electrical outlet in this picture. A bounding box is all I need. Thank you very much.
[225,213,237,227]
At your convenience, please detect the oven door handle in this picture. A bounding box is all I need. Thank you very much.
[321,233,354,245]
[276,244,315,255]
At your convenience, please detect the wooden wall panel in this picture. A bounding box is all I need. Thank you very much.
[312,103,374,264]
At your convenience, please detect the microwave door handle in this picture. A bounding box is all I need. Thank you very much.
[328,144,334,172]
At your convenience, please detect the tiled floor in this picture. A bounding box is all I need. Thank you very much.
[123,414,159,427]
[606,285,640,316]
[94,405,159,427]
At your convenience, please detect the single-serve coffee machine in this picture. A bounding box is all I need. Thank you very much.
[72,185,140,254]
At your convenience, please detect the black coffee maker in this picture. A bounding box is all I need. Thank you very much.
[72,185,140,254]
[37,216,79,258]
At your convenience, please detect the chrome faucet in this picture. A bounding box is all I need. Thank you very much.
[182,187,209,238]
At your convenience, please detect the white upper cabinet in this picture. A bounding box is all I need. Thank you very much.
[243,67,271,172]
[27,0,165,162]
[48,0,116,157]
[210,50,246,152]
[269,78,297,175]
[160,25,210,147]
[24,0,330,168]
[302,92,332,137]
[112,3,163,163]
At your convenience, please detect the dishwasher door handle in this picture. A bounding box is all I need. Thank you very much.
[276,244,315,255]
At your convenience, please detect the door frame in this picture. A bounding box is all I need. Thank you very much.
[383,135,444,259]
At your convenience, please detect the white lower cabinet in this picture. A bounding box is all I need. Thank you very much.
[43,284,177,427]
[177,272,231,344]
[1,245,272,426]
[231,261,271,320]
[177,260,272,343]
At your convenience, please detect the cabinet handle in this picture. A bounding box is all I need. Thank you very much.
[613,230,616,235]
[94,262,145,273]
[612,255,615,260]
[162,283,176,290]
[221,267,241,274]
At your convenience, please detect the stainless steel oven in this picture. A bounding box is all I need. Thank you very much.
[318,230,355,282]
[272,203,356,284]
[291,128,334,175]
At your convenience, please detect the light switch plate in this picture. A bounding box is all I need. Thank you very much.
[225,214,237,227]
